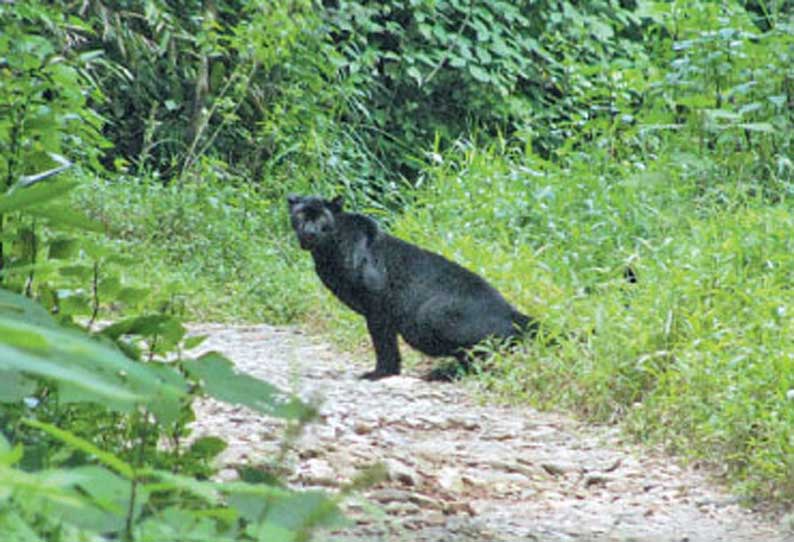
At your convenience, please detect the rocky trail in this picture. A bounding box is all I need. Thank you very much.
[189,324,790,542]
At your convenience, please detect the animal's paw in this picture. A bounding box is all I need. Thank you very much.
[423,361,467,382]
[358,369,397,380]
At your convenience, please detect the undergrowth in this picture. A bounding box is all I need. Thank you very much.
[82,138,794,500]
[63,0,794,506]
[399,143,794,501]
[74,175,318,323]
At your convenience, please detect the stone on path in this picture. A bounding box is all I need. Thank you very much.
[189,324,788,542]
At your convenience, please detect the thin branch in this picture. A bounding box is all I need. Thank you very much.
[88,260,100,328]
[422,0,474,87]
[16,153,74,189]
[24,219,37,297]
[180,60,258,180]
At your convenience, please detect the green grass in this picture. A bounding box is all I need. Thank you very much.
[76,142,794,502]
[390,144,794,500]
[73,176,319,323]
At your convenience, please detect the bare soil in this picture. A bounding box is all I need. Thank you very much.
[189,324,791,542]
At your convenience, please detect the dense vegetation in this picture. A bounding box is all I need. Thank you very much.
[2,0,794,538]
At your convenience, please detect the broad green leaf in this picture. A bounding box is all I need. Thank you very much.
[193,507,238,524]
[141,469,222,503]
[101,314,185,343]
[183,334,208,350]
[117,287,151,305]
[223,477,306,524]
[264,490,343,531]
[136,507,228,542]
[0,510,43,542]
[251,522,296,542]
[227,492,268,523]
[0,179,77,215]
[135,362,187,425]
[0,316,186,411]
[183,352,316,421]
[0,370,36,401]
[188,436,227,460]
[58,292,92,316]
[449,56,466,68]
[59,265,93,280]
[0,288,57,328]
[40,466,143,533]
[141,470,328,537]
[22,419,134,478]
[0,464,87,509]
[99,275,121,297]
[78,238,116,259]
[468,64,491,83]
[27,204,104,232]
[0,342,140,405]
[406,66,422,83]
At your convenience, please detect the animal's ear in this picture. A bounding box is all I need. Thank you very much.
[328,195,344,212]
[287,193,301,207]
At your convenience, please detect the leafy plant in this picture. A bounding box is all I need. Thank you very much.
[0,5,356,540]
[321,0,646,182]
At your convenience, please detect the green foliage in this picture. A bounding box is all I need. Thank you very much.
[184,352,317,421]
[0,281,344,540]
[394,125,794,499]
[7,0,794,518]
[322,0,645,179]
[632,1,794,193]
[0,1,110,308]
[62,0,351,194]
[0,4,353,540]
[73,173,318,323]
[0,3,108,185]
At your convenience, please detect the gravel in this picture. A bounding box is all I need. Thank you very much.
[189,324,790,542]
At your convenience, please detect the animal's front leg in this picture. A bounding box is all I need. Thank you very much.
[360,316,401,379]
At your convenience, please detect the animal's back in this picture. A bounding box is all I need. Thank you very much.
[380,234,512,307]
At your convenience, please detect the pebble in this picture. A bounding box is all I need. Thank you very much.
[187,324,788,542]
[437,467,465,493]
[301,458,336,486]
[385,458,423,487]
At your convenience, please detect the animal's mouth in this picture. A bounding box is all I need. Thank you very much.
[298,234,317,250]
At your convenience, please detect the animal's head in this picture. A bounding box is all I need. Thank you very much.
[287,194,344,250]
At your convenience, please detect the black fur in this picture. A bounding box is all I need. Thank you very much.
[287,194,538,380]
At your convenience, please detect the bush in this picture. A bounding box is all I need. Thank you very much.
[74,171,319,323]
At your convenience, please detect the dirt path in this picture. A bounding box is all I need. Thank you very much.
[189,324,789,542]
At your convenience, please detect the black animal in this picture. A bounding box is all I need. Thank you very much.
[287,194,538,380]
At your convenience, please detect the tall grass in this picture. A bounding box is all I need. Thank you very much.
[72,0,794,502]
[74,175,319,323]
[390,143,794,499]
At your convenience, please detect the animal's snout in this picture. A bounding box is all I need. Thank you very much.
[298,231,318,249]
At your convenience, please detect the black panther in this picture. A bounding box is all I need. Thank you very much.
[287,194,538,380]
